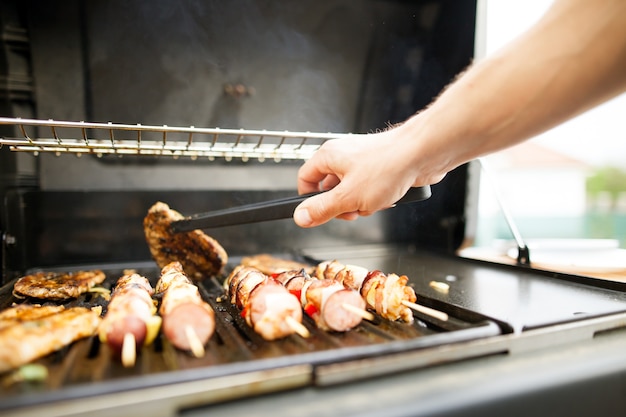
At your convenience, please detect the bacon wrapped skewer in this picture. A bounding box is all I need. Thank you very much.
[315,261,418,323]
[99,273,161,367]
[316,261,449,322]
[274,269,372,332]
[225,266,308,341]
[156,262,215,357]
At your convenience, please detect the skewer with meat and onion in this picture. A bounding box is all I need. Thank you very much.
[99,272,161,367]
[315,260,448,323]
[273,269,373,332]
[224,266,308,341]
[156,262,215,357]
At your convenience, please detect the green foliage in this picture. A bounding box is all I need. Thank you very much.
[586,166,626,209]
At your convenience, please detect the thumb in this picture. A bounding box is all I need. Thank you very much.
[293,190,345,228]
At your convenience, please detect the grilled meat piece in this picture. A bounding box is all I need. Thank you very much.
[99,273,159,359]
[241,254,313,276]
[0,304,66,331]
[144,202,228,280]
[245,280,304,341]
[275,269,367,332]
[316,261,417,323]
[157,262,215,355]
[225,266,305,341]
[13,270,106,300]
[0,306,101,373]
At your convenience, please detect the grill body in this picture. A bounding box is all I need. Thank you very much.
[2,1,626,416]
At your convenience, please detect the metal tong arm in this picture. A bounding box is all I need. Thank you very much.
[171,186,431,232]
[479,158,531,266]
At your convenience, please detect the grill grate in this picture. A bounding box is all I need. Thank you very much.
[0,261,502,415]
[0,117,351,161]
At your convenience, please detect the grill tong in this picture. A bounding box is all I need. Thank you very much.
[171,186,431,232]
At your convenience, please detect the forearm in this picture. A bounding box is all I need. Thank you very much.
[399,0,626,175]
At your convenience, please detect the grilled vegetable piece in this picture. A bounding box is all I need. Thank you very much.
[0,306,101,373]
[144,202,228,280]
[13,270,106,300]
[157,262,215,356]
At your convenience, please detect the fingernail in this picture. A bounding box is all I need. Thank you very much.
[294,208,313,227]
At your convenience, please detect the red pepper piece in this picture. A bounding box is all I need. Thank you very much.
[304,303,318,317]
[289,289,302,300]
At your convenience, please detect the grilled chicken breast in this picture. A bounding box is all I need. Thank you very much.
[0,304,66,331]
[13,270,106,300]
[0,306,101,373]
[143,202,228,280]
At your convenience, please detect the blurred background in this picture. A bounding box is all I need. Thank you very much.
[466,0,626,273]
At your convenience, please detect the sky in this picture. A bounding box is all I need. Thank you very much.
[484,0,626,169]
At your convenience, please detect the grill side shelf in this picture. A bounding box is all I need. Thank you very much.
[0,117,353,161]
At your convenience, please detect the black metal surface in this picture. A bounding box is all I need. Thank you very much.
[183,325,626,417]
[172,186,431,232]
[302,246,626,333]
[0,255,501,413]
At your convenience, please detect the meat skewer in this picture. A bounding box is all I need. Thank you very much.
[315,260,448,323]
[273,269,373,332]
[99,272,161,367]
[225,266,308,340]
[156,262,215,357]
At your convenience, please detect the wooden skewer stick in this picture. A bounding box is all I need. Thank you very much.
[401,300,449,322]
[121,333,136,368]
[341,303,375,321]
[185,325,206,358]
[285,315,310,338]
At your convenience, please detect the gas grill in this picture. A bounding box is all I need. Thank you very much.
[2,1,626,416]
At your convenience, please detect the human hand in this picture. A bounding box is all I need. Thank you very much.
[293,127,446,227]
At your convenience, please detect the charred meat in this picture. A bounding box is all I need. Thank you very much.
[13,270,106,300]
[144,202,228,280]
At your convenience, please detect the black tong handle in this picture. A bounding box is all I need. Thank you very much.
[171,186,431,232]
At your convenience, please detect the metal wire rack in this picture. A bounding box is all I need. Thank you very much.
[0,117,351,161]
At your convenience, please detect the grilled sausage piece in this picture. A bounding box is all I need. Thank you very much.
[244,280,303,341]
[317,261,417,324]
[276,269,366,332]
[157,262,215,352]
[100,273,157,355]
[303,279,366,332]
[226,267,305,341]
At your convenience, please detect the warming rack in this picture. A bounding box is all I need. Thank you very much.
[0,117,351,161]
